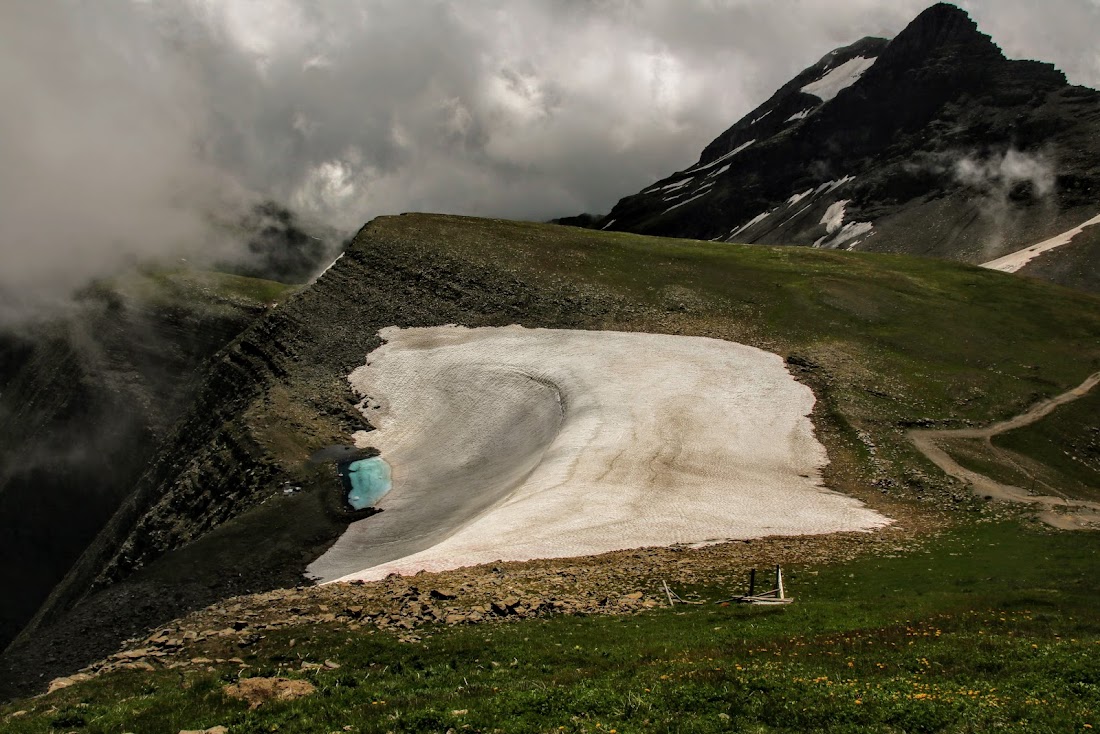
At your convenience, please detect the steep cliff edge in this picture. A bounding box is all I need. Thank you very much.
[0,271,283,652]
[0,215,624,696]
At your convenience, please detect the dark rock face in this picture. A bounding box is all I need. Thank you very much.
[600,3,1100,291]
[0,290,264,653]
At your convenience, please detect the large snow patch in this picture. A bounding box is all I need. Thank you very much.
[801,55,877,102]
[310,326,889,583]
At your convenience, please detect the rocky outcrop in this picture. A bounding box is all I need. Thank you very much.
[60,519,931,689]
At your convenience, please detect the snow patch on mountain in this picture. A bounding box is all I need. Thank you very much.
[657,178,694,193]
[815,221,874,250]
[663,181,713,202]
[643,176,692,195]
[835,221,874,246]
[815,175,856,195]
[688,139,756,173]
[801,55,877,102]
[312,326,888,583]
[779,204,814,228]
[663,190,710,215]
[786,109,812,122]
[821,200,850,234]
[787,189,814,206]
[981,212,1100,273]
[728,209,774,240]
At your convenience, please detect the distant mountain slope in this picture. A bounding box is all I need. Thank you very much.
[599,3,1100,291]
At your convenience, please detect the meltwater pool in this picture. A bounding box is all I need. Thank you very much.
[343,456,393,510]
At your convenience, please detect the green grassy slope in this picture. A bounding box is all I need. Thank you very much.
[992,390,1100,501]
[3,521,1097,732]
[373,215,1099,410]
[101,268,298,311]
[5,214,1099,726]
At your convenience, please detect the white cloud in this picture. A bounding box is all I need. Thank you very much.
[1,0,1097,319]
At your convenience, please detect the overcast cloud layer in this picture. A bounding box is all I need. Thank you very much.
[1,0,1098,319]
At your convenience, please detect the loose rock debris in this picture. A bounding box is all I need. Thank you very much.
[223,676,316,709]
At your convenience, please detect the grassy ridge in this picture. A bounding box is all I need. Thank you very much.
[374,215,1100,414]
[934,388,1099,505]
[2,521,1097,732]
[103,268,298,310]
[5,215,1099,728]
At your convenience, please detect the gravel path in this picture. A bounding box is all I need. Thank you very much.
[908,371,1100,529]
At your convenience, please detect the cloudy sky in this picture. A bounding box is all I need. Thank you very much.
[1,0,1098,316]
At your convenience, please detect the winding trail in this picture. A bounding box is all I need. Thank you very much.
[908,371,1100,529]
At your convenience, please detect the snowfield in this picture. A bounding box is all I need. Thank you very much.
[309,326,889,583]
[821,200,850,234]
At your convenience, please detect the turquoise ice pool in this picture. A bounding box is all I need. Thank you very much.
[343,456,392,510]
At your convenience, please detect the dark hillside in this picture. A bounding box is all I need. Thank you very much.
[0,272,291,652]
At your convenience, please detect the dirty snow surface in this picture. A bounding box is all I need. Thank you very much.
[310,326,889,583]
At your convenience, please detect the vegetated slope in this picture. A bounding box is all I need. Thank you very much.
[4,213,1099,697]
[993,389,1100,500]
[4,523,1099,733]
[599,3,1100,292]
[0,270,292,653]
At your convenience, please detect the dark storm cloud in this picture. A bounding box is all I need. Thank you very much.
[1,0,1097,320]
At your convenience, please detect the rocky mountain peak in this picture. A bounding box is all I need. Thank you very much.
[596,2,1100,293]
[873,3,1000,71]
[899,3,988,47]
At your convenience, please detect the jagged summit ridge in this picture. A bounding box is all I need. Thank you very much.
[885,2,996,60]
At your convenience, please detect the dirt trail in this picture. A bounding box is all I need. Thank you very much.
[908,371,1100,530]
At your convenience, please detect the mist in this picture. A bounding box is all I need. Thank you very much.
[2,0,1098,321]
[955,149,1059,254]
